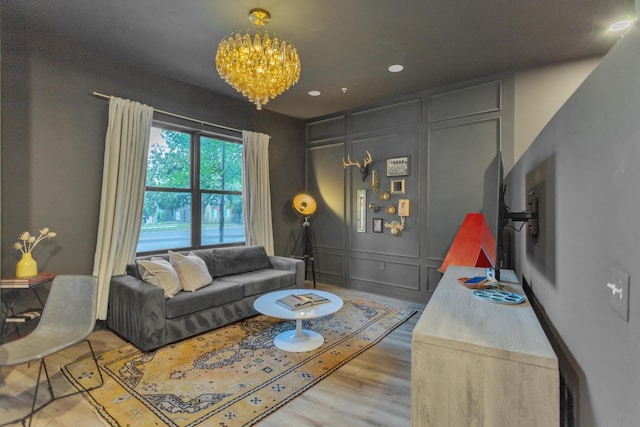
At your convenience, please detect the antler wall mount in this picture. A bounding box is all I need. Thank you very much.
[343,151,373,181]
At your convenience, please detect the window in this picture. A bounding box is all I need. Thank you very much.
[136,125,243,253]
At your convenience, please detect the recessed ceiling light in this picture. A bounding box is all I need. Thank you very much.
[609,19,632,32]
[308,90,321,96]
[388,64,404,73]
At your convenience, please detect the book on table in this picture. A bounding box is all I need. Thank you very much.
[0,272,56,288]
[276,292,330,311]
[5,309,42,323]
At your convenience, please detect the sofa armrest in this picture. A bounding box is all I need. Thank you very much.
[269,256,305,288]
[107,274,167,351]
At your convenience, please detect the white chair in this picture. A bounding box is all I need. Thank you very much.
[0,275,104,426]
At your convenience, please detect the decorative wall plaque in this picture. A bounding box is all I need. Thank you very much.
[386,156,409,177]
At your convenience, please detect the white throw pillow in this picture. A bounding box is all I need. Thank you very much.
[169,251,213,292]
[137,257,182,298]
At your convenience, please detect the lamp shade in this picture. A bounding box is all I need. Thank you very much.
[292,193,317,216]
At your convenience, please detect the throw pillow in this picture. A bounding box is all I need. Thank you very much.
[211,245,270,277]
[169,251,213,292]
[136,257,182,298]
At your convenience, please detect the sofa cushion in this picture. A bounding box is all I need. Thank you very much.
[223,269,296,297]
[169,251,213,291]
[126,262,141,279]
[130,249,215,279]
[211,246,271,277]
[136,257,182,298]
[165,279,244,319]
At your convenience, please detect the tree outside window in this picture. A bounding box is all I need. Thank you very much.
[137,126,243,253]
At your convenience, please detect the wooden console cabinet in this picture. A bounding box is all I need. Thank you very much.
[411,266,558,426]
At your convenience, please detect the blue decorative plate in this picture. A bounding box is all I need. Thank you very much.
[473,289,525,305]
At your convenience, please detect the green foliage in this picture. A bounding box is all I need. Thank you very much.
[144,128,242,226]
[200,136,242,191]
[146,130,191,188]
[143,191,190,220]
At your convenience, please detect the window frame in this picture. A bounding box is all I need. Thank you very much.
[136,121,244,256]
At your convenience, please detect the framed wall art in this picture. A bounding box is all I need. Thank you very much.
[386,156,409,177]
[373,218,383,233]
[391,179,405,194]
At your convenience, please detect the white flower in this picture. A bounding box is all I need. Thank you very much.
[14,227,57,254]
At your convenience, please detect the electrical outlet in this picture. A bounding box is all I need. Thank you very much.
[606,266,629,321]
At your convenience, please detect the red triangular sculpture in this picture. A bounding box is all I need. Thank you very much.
[439,213,496,272]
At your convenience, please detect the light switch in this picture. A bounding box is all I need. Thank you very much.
[607,266,629,321]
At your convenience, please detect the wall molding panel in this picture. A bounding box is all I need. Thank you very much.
[428,80,502,122]
[349,254,420,291]
[314,250,346,280]
[306,75,512,303]
[306,115,345,143]
[351,99,421,136]
[426,118,501,261]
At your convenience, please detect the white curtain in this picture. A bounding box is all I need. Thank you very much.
[242,130,274,255]
[93,97,154,319]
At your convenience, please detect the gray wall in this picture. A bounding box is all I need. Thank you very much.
[505,25,640,426]
[514,57,601,162]
[305,78,514,302]
[0,11,305,277]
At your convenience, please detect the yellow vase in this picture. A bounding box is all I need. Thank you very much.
[16,252,38,277]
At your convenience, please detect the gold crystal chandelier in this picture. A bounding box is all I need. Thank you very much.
[215,8,301,110]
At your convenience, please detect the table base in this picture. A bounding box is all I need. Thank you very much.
[273,319,324,352]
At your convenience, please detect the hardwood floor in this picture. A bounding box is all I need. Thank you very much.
[0,283,425,426]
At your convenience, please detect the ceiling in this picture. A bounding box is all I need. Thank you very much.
[7,0,635,120]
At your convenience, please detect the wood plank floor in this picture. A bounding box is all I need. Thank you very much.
[0,283,425,426]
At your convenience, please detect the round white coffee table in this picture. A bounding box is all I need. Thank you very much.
[254,289,343,352]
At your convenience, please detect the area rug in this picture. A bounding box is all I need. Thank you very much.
[62,295,415,427]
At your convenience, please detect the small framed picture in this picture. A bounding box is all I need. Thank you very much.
[386,156,409,177]
[391,179,405,194]
[373,218,383,233]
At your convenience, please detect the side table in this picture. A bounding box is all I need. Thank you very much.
[0,272,56,343]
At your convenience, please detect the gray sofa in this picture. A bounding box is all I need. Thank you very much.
[107,245,304,351]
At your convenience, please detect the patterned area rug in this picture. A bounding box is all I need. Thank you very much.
[62,295,415,426]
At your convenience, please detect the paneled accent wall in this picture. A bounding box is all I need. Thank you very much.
[306,142,346,282]
[427,118,501,260]
[306,77,512,301]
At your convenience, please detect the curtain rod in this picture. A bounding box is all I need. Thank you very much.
[92,91,242,134]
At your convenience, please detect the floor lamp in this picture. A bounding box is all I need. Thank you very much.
[291,193,317,288]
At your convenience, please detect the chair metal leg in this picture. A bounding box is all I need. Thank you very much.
[42,359,54,400]
[24,358,52,427]
[84,339,105,388]
[2,339,104,427]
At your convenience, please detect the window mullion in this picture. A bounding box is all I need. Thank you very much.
[192,133,202,248]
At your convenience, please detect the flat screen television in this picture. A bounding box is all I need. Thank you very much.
[481,153,504,268]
